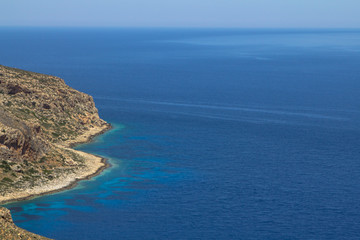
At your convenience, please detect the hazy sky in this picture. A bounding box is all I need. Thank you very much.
[1,0,360,28]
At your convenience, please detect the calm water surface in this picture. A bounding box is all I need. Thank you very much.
[1,28,360,239]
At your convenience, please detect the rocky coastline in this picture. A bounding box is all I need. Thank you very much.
[0,65,112,239]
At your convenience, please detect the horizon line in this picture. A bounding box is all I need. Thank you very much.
[1,26,360,31]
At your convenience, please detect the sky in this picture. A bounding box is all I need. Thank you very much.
[1,0,360,28]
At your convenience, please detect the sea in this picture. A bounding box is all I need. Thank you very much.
[1,28,360,239]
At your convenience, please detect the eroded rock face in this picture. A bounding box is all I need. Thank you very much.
[0,207,13,224]
[0,121,46,158]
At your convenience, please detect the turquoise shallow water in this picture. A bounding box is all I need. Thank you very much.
[1,28,360,239]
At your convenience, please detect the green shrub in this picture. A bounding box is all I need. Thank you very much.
[2,177,13,183]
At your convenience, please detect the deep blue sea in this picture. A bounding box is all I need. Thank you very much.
[1,28,360,239]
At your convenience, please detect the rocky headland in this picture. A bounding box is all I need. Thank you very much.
[0,65,111,238]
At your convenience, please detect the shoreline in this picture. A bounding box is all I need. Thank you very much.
[1,123,113,205]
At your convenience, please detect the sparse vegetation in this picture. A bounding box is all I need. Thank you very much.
[1,177,13,183]
[0,161,11,172]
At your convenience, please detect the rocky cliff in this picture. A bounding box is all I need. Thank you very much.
[0,65,110,238]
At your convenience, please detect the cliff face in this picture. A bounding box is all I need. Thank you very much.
[0,65,109,197]
[0,65,106,146]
